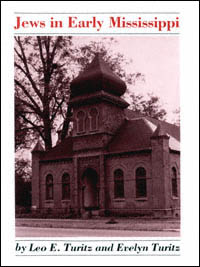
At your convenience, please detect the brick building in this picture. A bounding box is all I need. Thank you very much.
[32,54,180,218]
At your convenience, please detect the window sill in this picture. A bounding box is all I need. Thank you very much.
[61,199,70,202]
[171,196,179,200]
[77,131,86,135]
[114,198,125,202]
[45,200,53,203]
[135,197,148,201]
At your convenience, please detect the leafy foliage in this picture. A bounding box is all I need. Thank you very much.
[172,108,180,126]
[15,158,32,207]
[129,93,167,120]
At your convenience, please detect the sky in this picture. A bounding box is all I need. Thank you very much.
[74,35,180,121]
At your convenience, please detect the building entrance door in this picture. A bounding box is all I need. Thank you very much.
[82,168,99,210]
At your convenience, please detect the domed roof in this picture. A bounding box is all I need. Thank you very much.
[70,53,126,98]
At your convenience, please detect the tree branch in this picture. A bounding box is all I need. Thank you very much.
[14,48,24,61]
[49,37,62,76]
[19,113,45,140]
[50,97,65,122]
[61,105,72,140]
[16,98,43,118]
[15,62,27,76]
[50,37,61,62]
[16,126,44,132]
[15,37,43,101]
[37,36,46,74]
[15,79,43,117]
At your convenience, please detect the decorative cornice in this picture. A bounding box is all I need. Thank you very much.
[104,148,152,158]
[39,148,152,164]
[69,90,129,109]
[73,131,114,138]
[40,158,73,164]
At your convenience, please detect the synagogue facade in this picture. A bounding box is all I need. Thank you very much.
[32,54,180,218]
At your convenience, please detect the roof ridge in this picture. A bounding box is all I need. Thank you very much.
[151,123,169,138]
[32,140,44,152]
[142,117,157,133]
[125,109,180,129]
[146,116,180,129]
[128,117,145,121]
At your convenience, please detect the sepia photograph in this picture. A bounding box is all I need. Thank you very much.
[2,1,199,266]
[15,36,180,238]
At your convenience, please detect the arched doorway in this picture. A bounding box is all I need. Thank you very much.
[82,168,99,210]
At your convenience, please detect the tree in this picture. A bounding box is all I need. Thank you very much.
[15,96,28,151]
[15,36,143,151]
[15,36,74,150]
[129,93,167,120]
[172,108,180,126]
[15,96,40,151]
[15,158,32,207]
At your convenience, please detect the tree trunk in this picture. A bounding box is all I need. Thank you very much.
[43,118,52,151]
[61,105,72,141]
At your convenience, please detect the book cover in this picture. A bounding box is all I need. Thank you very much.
[1,1,199,266]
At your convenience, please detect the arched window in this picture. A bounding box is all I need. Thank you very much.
[77,111,85,133]
[89,108,98,131]
[46,174,53,200]
[136,167,147,198]
[171,167,178,197]
[114,169,124,199]
[62,173,70,200]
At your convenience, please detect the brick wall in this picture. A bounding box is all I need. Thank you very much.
[72,102,125,136]
[39,161,73,211]
[167,152,180,216]
[34,147,180,217]
[105,153,153,215]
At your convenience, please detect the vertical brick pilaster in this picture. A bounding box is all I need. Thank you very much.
[99,154,105,215]
[72,156,79,214]
[151,136,170,214]
[54,180,61,209]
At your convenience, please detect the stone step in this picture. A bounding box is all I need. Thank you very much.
[92,210,100,217]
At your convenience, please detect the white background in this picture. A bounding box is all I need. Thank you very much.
[1,1,199,266]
